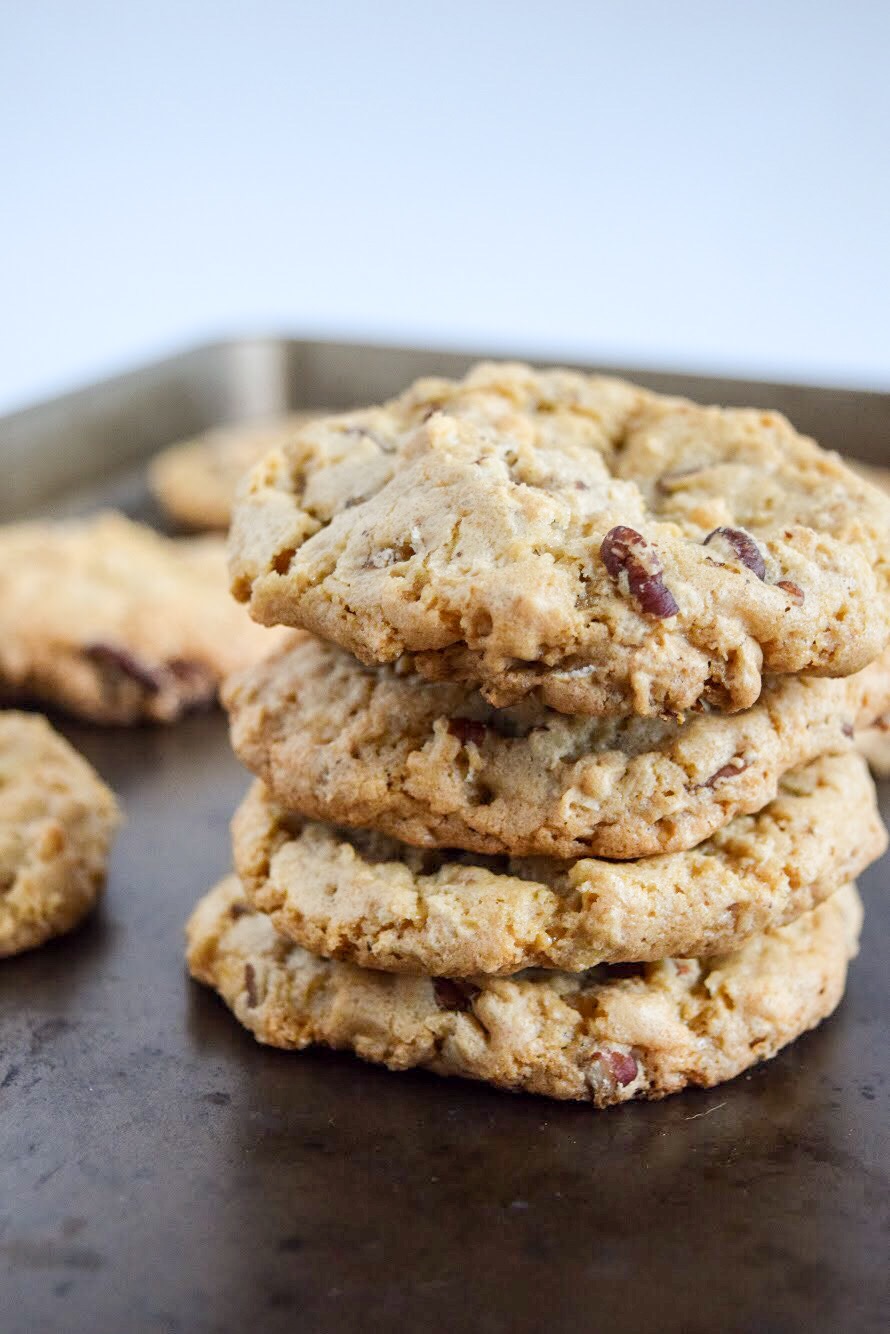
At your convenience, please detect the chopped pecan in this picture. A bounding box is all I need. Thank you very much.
[595,1048,639,1087]
[85,643,164,692]
[600,526,679,618]
[703,527,766,580]
[702,757,748,787]
[776,579,805,605]
[244,963,259,1008]
[166,658,215,691]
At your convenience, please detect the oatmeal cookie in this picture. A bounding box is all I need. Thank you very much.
[228,363,890,717]
[0,711,119,955]
[187,876,862,1106]
[225,635,890,858]
[231,751,883,976]
[150,411,321,530]
[0,511,282,722]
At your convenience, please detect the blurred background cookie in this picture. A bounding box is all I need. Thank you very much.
[0,511,282,723]
[0,711,119,955]
[149,411,322,531]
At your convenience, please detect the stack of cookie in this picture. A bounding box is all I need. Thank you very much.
[187,363,890,1106]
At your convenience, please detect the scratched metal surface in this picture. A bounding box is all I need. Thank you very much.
[1,341,888,1334]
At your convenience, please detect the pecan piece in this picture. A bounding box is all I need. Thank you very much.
[776,579,805,605]
[592,1048,639,1088]
[701,757,748,788]
[605,1050,639,1086]
[703,527,766,580]
[433,978,481,1012]
[85,643,163,692]
[166,658,215,691]
[600,526,679,618]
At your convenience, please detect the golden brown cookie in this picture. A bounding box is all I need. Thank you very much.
[846,464,890,775]
[187,876,862,1106]
[228,363,890,718]
[856,716,890,778]
[225,634,890,859]
[150,412,321,531]
[0,511,283,723]
[231,751,884,976]
[0,711,119,956]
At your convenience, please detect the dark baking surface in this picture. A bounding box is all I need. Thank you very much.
[1,341,889,1333]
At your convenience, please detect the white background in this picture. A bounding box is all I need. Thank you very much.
[2,0,888,412]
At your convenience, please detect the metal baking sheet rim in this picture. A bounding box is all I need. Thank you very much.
[2,333,889,518]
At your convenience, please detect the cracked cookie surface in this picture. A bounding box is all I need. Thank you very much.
[187,876,862,1105]
[150,411,321,531]
[226,634,890,859]
[228,362,890,717]
[0,711,120,955]
[0,511,283,723]
[231,750,884,976]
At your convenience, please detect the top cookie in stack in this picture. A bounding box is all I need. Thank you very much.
[228,361,890,719]
[198,362,890,1106]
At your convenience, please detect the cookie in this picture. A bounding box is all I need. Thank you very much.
[847,463,890,763]
[856,716,890,778]
[0,511,282,723]
[150,411,320,531]
[845,465,890,774]
[231,750,884,976]
[228,362,890,718]
[849,460,890,497]
[225,634,890,859]
[187,876,862,1106]
[0,711,119,956]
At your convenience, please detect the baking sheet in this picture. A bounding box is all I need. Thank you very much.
[1,339,888,1333]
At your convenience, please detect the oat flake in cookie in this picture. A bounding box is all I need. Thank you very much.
[0,512,282,723]
[225,634,890,859]
[228,362,890,718]
[186,877,863,1106]
[0,712,119,956]
[231,751,884,977]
